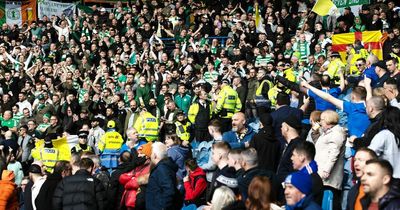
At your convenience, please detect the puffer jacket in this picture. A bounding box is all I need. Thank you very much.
[119,161,151,208]
[53,169,106,210]
[360,178,400,210]
[0,170,18,210]
[314,124,346,190]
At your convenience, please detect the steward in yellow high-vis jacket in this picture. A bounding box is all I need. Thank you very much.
[134,110,159,142]
[98,120,124,170]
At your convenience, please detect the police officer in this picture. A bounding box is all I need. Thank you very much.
[175,110,191,146]
[327,52,345,84]
[71,130,95,154]
[134,109,159,142]
[214,79,242,133]
[40,133,59,173]
[188,90,212,142]
[255,68,274,114]
[98,120,124,170]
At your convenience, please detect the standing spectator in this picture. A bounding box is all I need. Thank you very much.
[174,83,191,115]
[29,164,45,210]
[146,142,180,210]
[249,113,281,172]
[347,148,377,210]
[313,110,346,210]
[222,112,256,149]
[0,169,19,210]
[53,158,106,210]
[183,158,207,207]
[368,106,400,178]
[284,171,322,210]
[246,176,282,210]
[277,115,303,184]
[360,159,400,209]
[291,141,324,205]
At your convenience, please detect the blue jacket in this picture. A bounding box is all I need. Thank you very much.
[146,158,179,210]
[167,145,190,179]
[286,194,322,210]
[222,126,256,149]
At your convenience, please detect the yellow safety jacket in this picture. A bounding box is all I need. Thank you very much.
[188,102,212,124]
[327,58,345,84]
[134,111,159,141]
[283,68,297,83]
[255,80,273,97]
[175,121,191,141]
[72,144,93,153]
[40,147,59,173]
[98,130,124,152]
[215,85,242,118]
[349,48,369,75]
[268,86,291,108]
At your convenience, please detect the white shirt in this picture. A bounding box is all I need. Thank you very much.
[32,176,46,210]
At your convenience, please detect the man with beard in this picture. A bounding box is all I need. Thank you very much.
[88,117,105,151]
[222,112,256,149]
[147,98,160,119]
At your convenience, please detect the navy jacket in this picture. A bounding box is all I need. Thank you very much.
[146,158,179,210]
[271,105,303,146]
[360,178,400,210]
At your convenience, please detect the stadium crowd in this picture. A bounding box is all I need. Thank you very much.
[0,0,400,209]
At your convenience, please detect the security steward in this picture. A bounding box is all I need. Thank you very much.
[255,68,274,114]
[98,120,124,170]
[175,110,191,146]
[214,79,242,133]
[134,109,159,142]
[188,90,212,142]
[71,130,95,154]
[40,133,59,173]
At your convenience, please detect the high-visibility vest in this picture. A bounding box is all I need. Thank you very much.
[188,102,212,124]
[72,144,93,153]
[215,85,242,118]
[98,130,124,152]
[255,79,273,107]
[40,147,59,173]
[134,112,159,141]
[175,121,191,141]
[327,58,345,84]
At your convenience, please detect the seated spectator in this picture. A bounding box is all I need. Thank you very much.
[246,176,282,210]
[165,134,190,180]
[183,158,207,207]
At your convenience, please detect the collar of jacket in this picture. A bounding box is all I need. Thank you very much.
[286,194,314,210]
[300,160,318,175]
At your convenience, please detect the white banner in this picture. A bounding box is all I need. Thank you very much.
[38,0,76,19]
[5,2,22,26]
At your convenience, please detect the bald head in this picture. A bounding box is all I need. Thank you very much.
[366,96,386,118]
[232,112,246,132]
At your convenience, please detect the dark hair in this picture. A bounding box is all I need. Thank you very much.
[185,158,198,171]
[356,148,378,160]
[384,77,398,88]
[53,160,72,175]
[294,141,316,160]
[320,75,331,87]
[276,92,290,106]
[120,151,133,163]
[246,176,273,210]
[79,158,94,170]
[366,159,393,177]
[378,106,400,147]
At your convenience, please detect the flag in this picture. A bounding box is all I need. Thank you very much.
[255,3,266,34]
[332,31,384,61]
[31,135,81,162]
[312,0,338,16]
[0,1,37,26]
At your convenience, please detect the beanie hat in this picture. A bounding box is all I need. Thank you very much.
[283,115,302,130]
[285,171,312,195]
[259,113,273,127]
[139,142,152,158]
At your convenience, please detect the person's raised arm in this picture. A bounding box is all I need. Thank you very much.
[339,70,345,92]
[301,79,344,110]
[364,76,372,101]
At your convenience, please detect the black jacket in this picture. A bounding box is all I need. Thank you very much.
[36,173,63,210]
[276,137,302,183]
[360,178,400,210]
[106,162,136,210]
[249,126,281,172]
[53,169,106,210]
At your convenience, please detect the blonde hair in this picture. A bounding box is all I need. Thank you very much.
[211,186,236,210]
[321,110,339,125]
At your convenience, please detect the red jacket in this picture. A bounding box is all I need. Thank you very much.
[119,162,151,208]
[0,170,18,210]
[183,167,207,201]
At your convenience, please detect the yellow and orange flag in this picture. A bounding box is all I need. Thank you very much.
[332,31,385,61]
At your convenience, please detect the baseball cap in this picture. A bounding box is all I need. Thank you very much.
[107,120,116,128]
